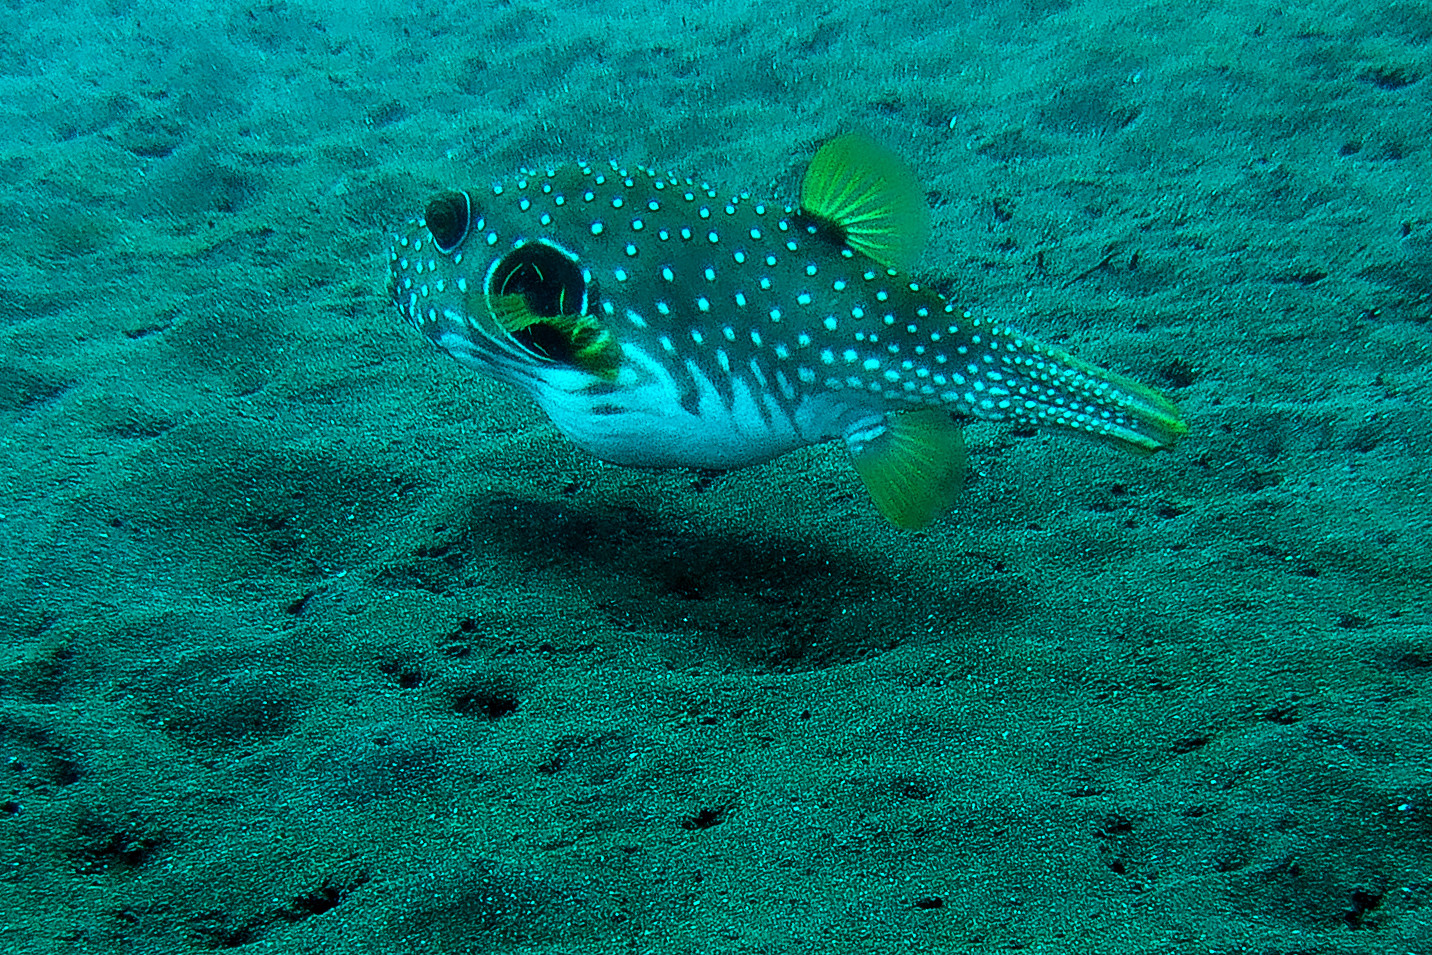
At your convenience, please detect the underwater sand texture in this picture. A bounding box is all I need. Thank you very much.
[1,0,1429,952]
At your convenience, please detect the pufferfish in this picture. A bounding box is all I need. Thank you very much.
[389,134,1186,529]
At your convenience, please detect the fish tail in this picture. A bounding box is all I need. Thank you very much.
[1032,346,1188,456]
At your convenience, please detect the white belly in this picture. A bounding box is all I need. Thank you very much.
[529,350,856,470]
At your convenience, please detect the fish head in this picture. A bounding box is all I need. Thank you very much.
[389,176,622,393]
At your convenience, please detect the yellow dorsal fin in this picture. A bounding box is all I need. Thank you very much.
[847,409,967,530]
[800,133,931,271]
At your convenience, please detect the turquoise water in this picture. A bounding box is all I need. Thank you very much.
[0,0,1428,951]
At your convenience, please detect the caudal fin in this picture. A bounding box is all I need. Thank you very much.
[1039,347,1188,456]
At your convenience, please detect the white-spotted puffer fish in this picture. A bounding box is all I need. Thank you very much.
[390,135,1186,529]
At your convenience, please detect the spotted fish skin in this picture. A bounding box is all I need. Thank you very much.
[390,139,1186,526]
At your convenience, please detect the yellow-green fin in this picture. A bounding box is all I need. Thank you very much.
[1043,347,1189,456]
[800,133,931,271]
[488,293,619,380]
[847,409,967,530]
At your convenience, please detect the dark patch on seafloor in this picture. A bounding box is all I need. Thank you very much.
[373,492,1026,674]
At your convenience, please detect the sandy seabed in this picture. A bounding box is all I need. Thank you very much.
[0,0,1429,952]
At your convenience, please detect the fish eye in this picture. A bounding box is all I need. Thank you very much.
[425,190,472,254]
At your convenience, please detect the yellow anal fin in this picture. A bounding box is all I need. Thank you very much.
[847,409,967,530]
[800,133,931,271]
